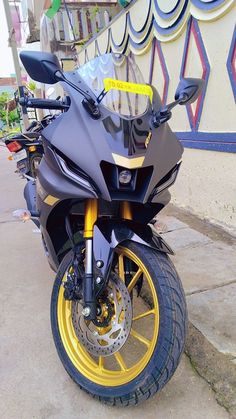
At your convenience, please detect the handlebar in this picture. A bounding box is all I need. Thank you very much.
[26,120,38,131]
[19,97,69,111]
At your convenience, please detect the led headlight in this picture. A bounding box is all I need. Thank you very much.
[119,169,132,185]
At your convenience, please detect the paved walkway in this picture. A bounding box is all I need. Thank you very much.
[155,206,236,415]
[155,209,236,363]
[0,147,232,418]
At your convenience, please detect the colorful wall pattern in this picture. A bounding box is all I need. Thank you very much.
[76,0,236,153]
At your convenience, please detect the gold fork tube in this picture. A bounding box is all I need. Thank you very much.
[84,199,98,239]
[120,201,132,220]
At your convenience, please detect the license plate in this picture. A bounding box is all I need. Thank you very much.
[17,158,28,173]
[13,149,27,162]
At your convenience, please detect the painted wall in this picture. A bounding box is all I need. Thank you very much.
[76,0,236,231]
[171,149,236,233]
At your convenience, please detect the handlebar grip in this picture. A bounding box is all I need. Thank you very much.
[19,97,69,110]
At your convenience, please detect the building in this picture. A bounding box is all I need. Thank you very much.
[39,0,121,61]
[0,77,17,95]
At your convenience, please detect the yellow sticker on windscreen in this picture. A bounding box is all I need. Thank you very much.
[104,78,153,103]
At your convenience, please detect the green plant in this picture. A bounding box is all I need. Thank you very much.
[90,4,99,20]
[26,80,37,93]
[0,92,20,130]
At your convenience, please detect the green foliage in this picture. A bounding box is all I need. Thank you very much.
[26,80,37,93]
[0,91,20,131]
[91,5,99,19]
[0,126,20,137]
[0,91,10,108]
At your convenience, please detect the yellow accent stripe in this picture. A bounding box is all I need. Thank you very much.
[104,78,153,102]
[44,195,60,206]
[112,153,145,169]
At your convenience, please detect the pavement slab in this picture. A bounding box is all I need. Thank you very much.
[187,283,236,358]
[154,215,187,233]
[161,226,212,252]
[171,241,236,295]
[156,211,236,415]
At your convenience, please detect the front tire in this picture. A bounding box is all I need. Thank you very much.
[29,152,42,178]
[51,241,187,406]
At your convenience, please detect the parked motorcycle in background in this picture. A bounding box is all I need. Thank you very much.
[3,97,69,179]
[4,122,43,179]
[10,50,204,406]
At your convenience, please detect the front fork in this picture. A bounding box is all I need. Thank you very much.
[82,199,132,319]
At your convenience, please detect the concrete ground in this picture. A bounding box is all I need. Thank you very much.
[155,207,236,415]
[155,211,236,363]
[0,146,233,418]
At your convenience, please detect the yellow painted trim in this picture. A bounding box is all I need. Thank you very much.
[44,195,60,206]
[129,36,153,55]
[112,153,145,169]
[190,1,235,23]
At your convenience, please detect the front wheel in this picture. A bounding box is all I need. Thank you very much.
[51,241,187,406]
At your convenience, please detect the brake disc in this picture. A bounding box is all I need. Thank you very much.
[71,273,132,357]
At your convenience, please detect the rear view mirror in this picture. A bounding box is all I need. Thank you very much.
[20,51,63,84]
[175,78,205,105]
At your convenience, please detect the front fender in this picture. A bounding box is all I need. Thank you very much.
[93,219,174,281]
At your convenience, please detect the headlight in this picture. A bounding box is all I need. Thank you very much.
[119,169,132,185]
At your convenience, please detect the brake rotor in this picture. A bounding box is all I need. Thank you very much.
[71,273,132,357]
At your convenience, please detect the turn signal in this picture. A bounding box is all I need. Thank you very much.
[12,209,31,222]
[29,145,37,152]
[6,141,22,153]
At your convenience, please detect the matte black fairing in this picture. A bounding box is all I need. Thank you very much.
[93,219,174,281]
[41,73,183,204]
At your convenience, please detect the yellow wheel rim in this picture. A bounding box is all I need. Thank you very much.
[57,246,159,386]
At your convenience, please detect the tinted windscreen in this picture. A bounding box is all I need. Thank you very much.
[77,54,149,118]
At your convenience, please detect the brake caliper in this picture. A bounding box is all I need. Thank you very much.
[63,270,82,301]
[63,249,84,301]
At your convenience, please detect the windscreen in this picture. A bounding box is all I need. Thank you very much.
[77,54,150,118]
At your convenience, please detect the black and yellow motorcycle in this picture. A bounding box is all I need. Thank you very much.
[19,50,203,406]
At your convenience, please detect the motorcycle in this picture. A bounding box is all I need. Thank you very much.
[4,98,69,179]
[4,126,42,178]
[18,50,203,405]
